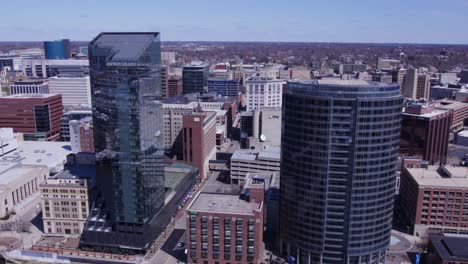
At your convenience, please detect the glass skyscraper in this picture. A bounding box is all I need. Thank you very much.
[44,39,70,59]
[80,32,165,252]
[182,63,209,94]
[280,79,403,264]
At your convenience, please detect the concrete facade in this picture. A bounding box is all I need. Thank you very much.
[230,147,280,184]
[9,79,49,95]
[244,77,285,111]
[0,163,48,218]
[48,76,91,107]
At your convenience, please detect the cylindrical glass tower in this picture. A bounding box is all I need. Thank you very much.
[280,79,403,264]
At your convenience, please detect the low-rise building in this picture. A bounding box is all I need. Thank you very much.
[0,162,48,218]
[436,100,468,131]
[40,155,94,236]
[400,165,468,239]
[1,140,73,175]
[208,79,240,97]
[427,234,468,264]
[0,94,63,141]
[9,79,49,95]
[230,147,280,184]
[186,192,264,264]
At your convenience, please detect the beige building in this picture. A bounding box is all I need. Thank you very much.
[0,162,48,218]
[403,68,430,100]
[162,101,230,149]
[230,146,280,184]
[40,170,91,236]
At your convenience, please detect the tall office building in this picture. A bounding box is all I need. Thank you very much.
[182,111,217,180]
[80,32,165,252]
[416,73,430,100]
[167,75,183,98]
[403,68,418,98]
[280,79,403,264]
[403,68,430,100]
[400,103,451,163]
[44,39,71,59]
[182,63,209,94]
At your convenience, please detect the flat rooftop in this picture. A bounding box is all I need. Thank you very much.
[2,93,60,99]
[405,165,468,188]
[403,108,449,118]
[188,193,261,215]
[437,100,468,110]
[430,234,468,261]
[319,79,369,86]
[0,163,45,187]
[2,141,72,173]
[291,78,393,87]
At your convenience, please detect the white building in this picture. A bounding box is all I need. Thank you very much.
[240,108,281,147]
[245,76,285,111]
[0,128,18,157]
[22,59,88,78]
[9,80,49,95]
[258,64,283,79]
[230,146,280,184]
[0,162,48,218]
[48,76,91,107]
[161,52,176,65]
[1,140,72,175]
[377,58,401,69]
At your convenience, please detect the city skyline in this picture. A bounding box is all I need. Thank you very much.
[1,0,468,44]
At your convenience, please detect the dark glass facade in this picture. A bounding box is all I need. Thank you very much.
[182,64,209,94]
[80,32,165,252]
[400,110,451,163]
[280,80,403,264]
[34,105,51,132]
[207,79,240,97]
[44,39,70,59]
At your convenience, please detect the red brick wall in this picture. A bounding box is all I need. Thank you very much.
[0,95,63,141]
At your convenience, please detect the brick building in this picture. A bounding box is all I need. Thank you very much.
[0,94,63,141]
[400,104,452,163]
[400,165,468,239]
[186,192,264,264]
[69,117,94,153]
[182,111,216,180]
[436,100,468,131]
[167,75,183,98]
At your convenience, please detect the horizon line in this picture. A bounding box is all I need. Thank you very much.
[0,40,468,46]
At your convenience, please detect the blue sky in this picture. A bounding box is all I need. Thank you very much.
[2,0,468,43]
